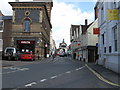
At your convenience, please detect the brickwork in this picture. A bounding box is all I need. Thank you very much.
[8,1,53,58]
[2,19,12,51]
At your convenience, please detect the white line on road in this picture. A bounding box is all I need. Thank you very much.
[40,79,47,82]
[75,66,85,71]
[1,68,29,74]
[66,71,71,74]
[50,76,57,79]
[25,82,37,87]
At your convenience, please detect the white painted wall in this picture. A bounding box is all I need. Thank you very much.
[97,1,120,73]
[87,19,98,46]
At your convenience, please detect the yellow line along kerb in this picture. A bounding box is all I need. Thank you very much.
[85,64,120,87]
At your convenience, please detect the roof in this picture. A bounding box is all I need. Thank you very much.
[81,22,93,34]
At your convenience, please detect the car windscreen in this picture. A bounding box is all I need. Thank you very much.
[6,49,14,53]
[23,52,31,54]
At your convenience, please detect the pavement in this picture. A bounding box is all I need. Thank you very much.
[86,63,120,86]
[1,57,120,87]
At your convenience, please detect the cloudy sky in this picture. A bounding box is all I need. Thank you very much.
[0,0,96,48]
[51,0,96,48]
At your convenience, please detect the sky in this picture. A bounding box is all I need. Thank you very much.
[0,0,96,48]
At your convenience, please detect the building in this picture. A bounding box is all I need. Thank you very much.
[70,19,99,62]
[2,16,12,53]
[58,39,67,54]
[70,25,80,59]
[49,31,56,57]
[80,19,98,62]
[3,0,53,58]
[96,1,120,73]
[0,10,4,53]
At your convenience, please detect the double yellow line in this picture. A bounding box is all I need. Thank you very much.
[85,64,120,87]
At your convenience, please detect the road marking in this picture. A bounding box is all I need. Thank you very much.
[85,64,120,87]
[50,76,57,79]
[75,66,85,71]
[25,82,37,87]
[40,79,47,82]
[23,66,86,87]
[19,68,29,71]
[1,68,29,74]
[66,71,71,74]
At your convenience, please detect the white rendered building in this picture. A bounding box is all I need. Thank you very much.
[96,1,120,73]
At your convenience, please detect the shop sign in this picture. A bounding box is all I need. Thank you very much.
[18,40,34,44]
[93,28,100,34]
[107,9,119,20]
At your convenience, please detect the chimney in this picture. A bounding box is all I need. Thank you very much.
[85,19,87,26]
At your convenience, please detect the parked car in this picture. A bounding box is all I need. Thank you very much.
[59,53,64,57]
[63,52,68,57]
[4,47,21,60]
[20,52,36,61]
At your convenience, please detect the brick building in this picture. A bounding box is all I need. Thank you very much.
[2,16,12,52]
[3,1,53,58]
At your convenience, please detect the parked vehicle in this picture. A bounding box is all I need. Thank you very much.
[4,47,21,60]
[20,52,36,61]
[63,52,68,57]
[59,53,64,57]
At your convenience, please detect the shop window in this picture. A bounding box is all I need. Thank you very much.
[23,19,31,32]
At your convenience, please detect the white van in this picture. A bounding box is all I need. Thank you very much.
[4,47,21,60]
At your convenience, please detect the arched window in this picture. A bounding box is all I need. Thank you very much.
[23,19,30,32]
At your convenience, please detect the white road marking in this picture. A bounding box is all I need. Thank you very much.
[1,68,29,74]
[19,68,29,71]
[66,71,71,74]
[23,66,86,87]
[75,68,79,71]
[50,76,57,79]
[75,66,85,71]
[40,79,47,82]
[25,82,37,87]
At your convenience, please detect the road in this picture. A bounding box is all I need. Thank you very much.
[2,56,119,89]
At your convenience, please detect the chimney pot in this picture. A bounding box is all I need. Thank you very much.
[85,19,87,26]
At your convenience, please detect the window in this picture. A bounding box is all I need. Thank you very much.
[101,6,104,23]
[23,19,30,32]
[0,21,4,30]
[102,34,104,45]
[113,1,117,8]
[109,46,112,53]
[113,25,118,51]
[104,47,106,53]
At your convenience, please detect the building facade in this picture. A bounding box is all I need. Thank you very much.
[70,25,80,59]
[58,39,67,54]
[0,11,4,52]
[80,19,98,62]
[4,1,53,58]
[70,19,99,62]
[2,16,12,53]
[50,31,56,57]
[96,1,120,73]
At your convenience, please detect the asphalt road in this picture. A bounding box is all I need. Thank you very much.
[2,56,118,89]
